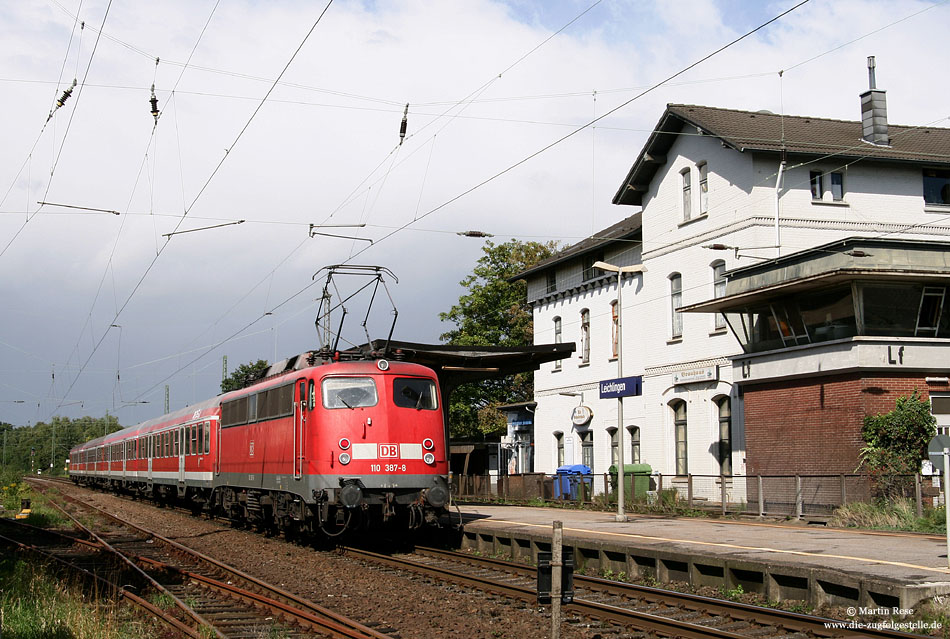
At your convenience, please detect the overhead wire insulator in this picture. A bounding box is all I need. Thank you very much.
[399,103,409,145]
[149,83,160,124]
[47,79,77,122]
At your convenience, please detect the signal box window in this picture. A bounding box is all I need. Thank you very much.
[322,377,378,409]
[393,378,438,410]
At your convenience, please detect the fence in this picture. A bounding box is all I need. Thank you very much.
[451,472,938,519]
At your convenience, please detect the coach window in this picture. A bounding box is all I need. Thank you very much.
[248,394,258,422]
[308,380,316,410]
[393,378,438,410]
[204,422,211,454]
[322,377,378,409]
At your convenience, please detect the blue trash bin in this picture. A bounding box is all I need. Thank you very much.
[555,464,592,499]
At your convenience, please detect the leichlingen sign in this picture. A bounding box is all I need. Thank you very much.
[598,376,643,399]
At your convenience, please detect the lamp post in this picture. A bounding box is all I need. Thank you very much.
[593,260,646,522]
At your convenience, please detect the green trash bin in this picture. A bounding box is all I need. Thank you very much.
[608,463,652,501]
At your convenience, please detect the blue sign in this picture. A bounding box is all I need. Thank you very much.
[599,375,642,399]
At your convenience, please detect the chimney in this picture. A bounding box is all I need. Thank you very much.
[860,56,888,145]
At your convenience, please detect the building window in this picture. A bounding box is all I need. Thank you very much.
[670,273,683,338]
[610,300,619,358]
[672,400,687,475]
[810,171,823,200]
[555,432,565,467]
[681,168,692,220]
[830,172,844,201]
[628,426,640,464]
[609,428,619,467]
[580,309,590,364]
[698,162,708,215]
[553,316,562,371]
[917,286,946,337]
[716,397,732,476]
[924,168,950,205]
[712,261,726,330]
[546,270,557,294]
[582,252,603,282]
[580,430,593,470]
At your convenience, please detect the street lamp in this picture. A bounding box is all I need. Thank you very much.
[593,260,647,522]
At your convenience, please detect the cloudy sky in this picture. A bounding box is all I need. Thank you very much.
[1,0,948,427]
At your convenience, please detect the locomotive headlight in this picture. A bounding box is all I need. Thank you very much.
[339,438,351,450]
[339,452,351,465]
[423,452,435,465]
[422,438,434,450]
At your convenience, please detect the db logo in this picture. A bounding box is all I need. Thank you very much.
[379,444,398,458]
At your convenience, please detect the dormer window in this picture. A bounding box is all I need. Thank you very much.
[924,169,950,205]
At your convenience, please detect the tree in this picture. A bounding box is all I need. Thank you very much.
[0,416,121,476]
[439,239,558,439]
[859,390,936,499]
[221,359,270,393]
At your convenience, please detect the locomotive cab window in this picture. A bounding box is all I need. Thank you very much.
[322,377,378,409]
[393,378,438,410]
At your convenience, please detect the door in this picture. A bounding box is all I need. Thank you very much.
[214,421,221,476]
[294,377,307,479]
[178,426,186,484]
[147,435,153,481]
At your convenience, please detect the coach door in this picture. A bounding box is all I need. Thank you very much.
[178,426,186,485]
[294,378,307,479]
[147,435,153,482]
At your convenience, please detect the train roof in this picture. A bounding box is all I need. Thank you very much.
[73,396,220,451]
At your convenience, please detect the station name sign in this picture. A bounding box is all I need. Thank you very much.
[599,375,643,399]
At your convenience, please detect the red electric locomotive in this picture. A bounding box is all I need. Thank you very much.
[70,353,451,535]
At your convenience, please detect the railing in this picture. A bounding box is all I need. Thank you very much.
[451,472,937,519]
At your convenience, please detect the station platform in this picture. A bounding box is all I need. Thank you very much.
[456,504,950,610]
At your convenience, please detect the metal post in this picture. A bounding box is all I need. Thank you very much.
[615,270,626,522]
[687,474,693,507]
[944,449,949,570]
[551,521,562,639]
[720,474,727,516]
[915,473,923,519]
[795,475,803,520]
[840,474,846,507]
[165,385,170,414]
[758,475,764,517]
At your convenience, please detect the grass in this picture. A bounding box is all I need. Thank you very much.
[829,498,946,533]
[0,557,157,639]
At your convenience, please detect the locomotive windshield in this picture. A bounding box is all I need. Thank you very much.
[322,377,378,409]
[393,378,438,410]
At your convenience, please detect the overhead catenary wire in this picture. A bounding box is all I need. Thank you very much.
[345,0,813,266]
[47,0,335,421]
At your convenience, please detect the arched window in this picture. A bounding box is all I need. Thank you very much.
[555,431,565,468]
[608,428,619,467]
[553,317,562,371]
[716,397,732,476]
[670,274,683,338]
[628,426,641,464]
[698,162,708,215]
[712,261,726,330]
[580,309,590,364]
[681,168,692,221]
[610,300,619,358]
[671,399,688,475]
[580,430,594,470]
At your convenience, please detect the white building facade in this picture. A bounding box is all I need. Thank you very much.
[517,84,950,493]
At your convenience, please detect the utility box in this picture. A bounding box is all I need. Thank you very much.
[608,463,653,499]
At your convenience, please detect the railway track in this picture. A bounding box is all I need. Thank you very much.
[341,546,924,639]
[24,478,392,639]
